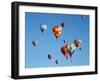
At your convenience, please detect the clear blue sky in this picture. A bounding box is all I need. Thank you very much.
[25,12,89,68]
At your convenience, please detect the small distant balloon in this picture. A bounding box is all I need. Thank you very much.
[63,40,67,43]
[48,54,52,60]
[40,24,47,33]
[82,16,85,19]
[55,60,59,64]
[65,43,75,55]
[32,40,38,46]
[61,22,65,28]
[79,48,82,50]
[74,39,82,49]
[61,46,69,58]
[77,39,82,43]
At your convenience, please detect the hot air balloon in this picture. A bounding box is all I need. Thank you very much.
[61,39,82,62]
[76,39,82,43]
[65,44,75,56]
[61,22,65,28]
[70,44,75,52]
[66,44,71,52]
[40,24,47,33]
[55,60,59,64]
[61,46,69,59]
[82,16,85,20]
[74,39,82,50]
[80,48,82,50]
[52,25,62,39]
[48,54,52,60]
[65,43,76,62]
[63,40,67,43]
[32,40,38,46]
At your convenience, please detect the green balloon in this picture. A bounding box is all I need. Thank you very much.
[67,44,71,51]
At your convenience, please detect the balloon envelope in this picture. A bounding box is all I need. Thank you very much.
[70,44,75,53]
[61,46,68,57]
[52,25,62,39]
[77,39,82,44]
[82,16,85,19]
[65,44,71,52]
[32,40,38,46]
[63,40,67,43]
[55,60,59,64]
[48,54,52,60]
[65,43,75,54]
[61,22,65,28]
[40,24,47,33]
[74,39,82,48]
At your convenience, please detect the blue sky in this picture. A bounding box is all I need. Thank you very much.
[25,12,89,68]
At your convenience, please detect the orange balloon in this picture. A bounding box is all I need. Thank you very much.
[52,25,62,39]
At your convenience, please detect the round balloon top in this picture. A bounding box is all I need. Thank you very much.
[40,24,47,33]
[48,54,52,60]
[55,60,59,64]
[65,43,75,54]
[61,22,65,28]
[74,39,82,44]
[77,39,82,44]
[74,39,82,48]
[52,25,62,39]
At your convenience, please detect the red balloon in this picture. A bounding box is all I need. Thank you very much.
[61,46,68,57]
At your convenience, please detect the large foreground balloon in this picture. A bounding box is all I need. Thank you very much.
[52,25,62,39]
[40,24,47,33]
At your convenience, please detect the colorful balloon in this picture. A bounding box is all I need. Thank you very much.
[61,39,82,62]
[74,39,82,49]
[77,39,82,43]
[65,43,75,54]
[52,25,62,39]
[66,44,71,52]
[40,24,47,33]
